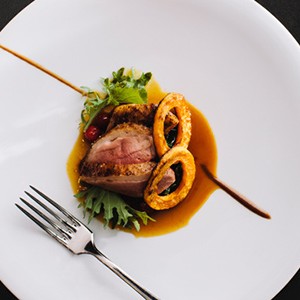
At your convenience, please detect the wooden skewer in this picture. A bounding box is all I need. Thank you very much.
[201,164,271,219]
[0,44,85,96]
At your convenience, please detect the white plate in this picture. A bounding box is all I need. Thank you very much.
[1,0,300,299]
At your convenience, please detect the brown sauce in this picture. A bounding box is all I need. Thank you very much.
[66,78,218,237]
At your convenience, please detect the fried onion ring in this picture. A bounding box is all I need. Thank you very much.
[144,146,196,210]
[153,93,192,157]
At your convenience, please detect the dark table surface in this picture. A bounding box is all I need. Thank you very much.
[0,1,299,299]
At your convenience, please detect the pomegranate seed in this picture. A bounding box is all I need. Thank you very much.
[84,125,101,143]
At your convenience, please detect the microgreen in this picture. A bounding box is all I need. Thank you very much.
[80,67,152,131]
[75,186,155,231]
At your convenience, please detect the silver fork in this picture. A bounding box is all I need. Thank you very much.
[16,185,159,300]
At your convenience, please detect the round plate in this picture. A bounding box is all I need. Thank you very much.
[0,0,300,299]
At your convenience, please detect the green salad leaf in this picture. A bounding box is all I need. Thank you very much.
[80,87,107,130]
[80,67,152,131]
[75,186,155,231]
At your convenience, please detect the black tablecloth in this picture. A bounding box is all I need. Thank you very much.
[0,1,299,299]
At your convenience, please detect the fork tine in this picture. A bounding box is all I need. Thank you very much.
[25,191,76,232]
[15,203,67,245]
[30,185,80,225]
[19,197,72,239]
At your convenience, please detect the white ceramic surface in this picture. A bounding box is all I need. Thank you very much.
[0,0,300,299]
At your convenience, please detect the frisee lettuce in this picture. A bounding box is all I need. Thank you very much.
[80,67,152,131]
[75,186,155,231]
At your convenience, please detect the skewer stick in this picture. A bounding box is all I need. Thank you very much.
[201,164,271,219]
[0,44,85,95]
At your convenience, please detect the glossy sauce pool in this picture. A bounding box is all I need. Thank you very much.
[67,79,218,237]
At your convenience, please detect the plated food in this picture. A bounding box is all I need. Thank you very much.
[2,1,298,299]
[67,68,218,236]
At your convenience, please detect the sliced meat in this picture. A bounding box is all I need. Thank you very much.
[106,103,156,131]
[80,161,175,198]
[80,118,177,198]
[106,103,179,133]
[83,123,156,165]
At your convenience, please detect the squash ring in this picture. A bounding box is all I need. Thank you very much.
[144,146,196,210]
[154,93,192,157]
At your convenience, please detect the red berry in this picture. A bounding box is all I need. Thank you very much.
[84,125,101,143]
[93,112,110,131]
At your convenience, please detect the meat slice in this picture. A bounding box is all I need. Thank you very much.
[106,103,179,133]
[106,104,156,131]
[80,161,175,198]
[83,123,156,165]
[80,121,176,198]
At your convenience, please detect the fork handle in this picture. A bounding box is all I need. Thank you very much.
[84,241,160,300]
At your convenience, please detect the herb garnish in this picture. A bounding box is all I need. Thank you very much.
[75,186,155,231]
[81,67,152,131]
